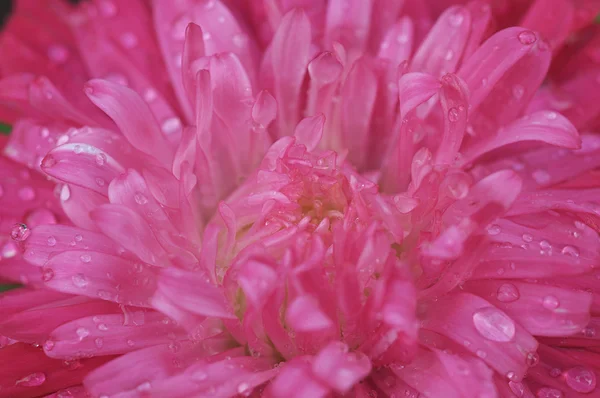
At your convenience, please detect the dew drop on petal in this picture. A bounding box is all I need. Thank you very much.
[72,274,88,288]
[76,327,90,340]
[47,236,57,247]
[518,30,537,45]
[542,295,559,310]
[134,192,148,205]
[15,372,46,387]
[162,117,182,135]
[94,337,104,348]
[11,223,31,242]
[487,224,501,236]
[95,153,107,166]
[448,107,459,122]
[95,177,106,187]
[43,340,55,351]
[522,233,533,243]
[473,307,516,342]
[60,185,71,202]
[18,186,35,201]
[525,351,539,367]
[564,366,596,393]
[512,85,525,99]
[448,10,464,27]
[75,234,83,242]
[536,387,563,398]
[42,268,55,282]
[80,254,92,263]
[532,170,551,185]
[561,245,579,257]
[497,283,520,303]
[549,368,562,378]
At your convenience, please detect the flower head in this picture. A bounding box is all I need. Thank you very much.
[1,0,600,397]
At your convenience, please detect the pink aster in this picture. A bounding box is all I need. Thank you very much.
[0,0,600,397]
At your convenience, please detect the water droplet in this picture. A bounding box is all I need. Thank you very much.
[1,241,18,258]
[94,337,104,348]
[518,30,537,45]
[72,274,88,288]
[47,236,57,247]
[532,170,551,185]
[522,233,533,243]
[542,295,559,310]
[525,351,539,367]
[582,326,596,337]
[74,234,83,242]
[16,372,46,387]
[539,240,552,251]
[134,192,148,205]
[193,370,208,381]
[143,88,158,102]
[512,85,525,99]
[47,44,70,64]
[57,134,70,145]
[546,111,558,120]
[448,10,464,27]
[536,387,563,398]
[98,0,117,17]
[126,339,135,347]
[162,117,182,135]
[487,224,501,236]
[506,371,518,381]
[95,177,106,187]
[476,349,487,358]
[509,381,524,397]
[549,368,562,377]
[119,32,138,49]
[561,245,579,257]
[76,327,90,340]
[60,185,71,202]
[203,31,212,40]
[444,49,454,61]
[473,307,516,342]
[80,254,92,263]
[42,268,55,282]
[11,223,31,242]
[448,107,460,122]
[18,186,35,201]
[237,382,251,395]
[564,366,596,393]
[97,323,108,331]
[497,283,520,303]
[44,340,55,351]
[73,145,82,154]
[95,153,107,166]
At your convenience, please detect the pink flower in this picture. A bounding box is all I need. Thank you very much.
[1,0,600,397]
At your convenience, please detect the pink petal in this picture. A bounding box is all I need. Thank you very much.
[520,0,574,50]
[267,9,311,137]
[465,280,592,337]
[237,259,277,309]
[325,0,373,54]
[153,267,235,320]
[286,295,334,332]
[411,6,472,77]
[462,111,580,164]
[434,73,469,165]
[84,79,175,166]
[42,251,158,307]
[398,72,440,121]
[269,358,329,398]
[45,310,184,359]
[312,341,372,394]
[378,17,414,66]
[294,114,325,152]
[422,292,538,379]
[24,224,125,267]
[60,185,108,232]
[0,288,72,318]
[91,204,170,267]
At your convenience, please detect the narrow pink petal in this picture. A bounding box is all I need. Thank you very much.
[269,358,329,398]
[465,280,592,337]
[153,267,235,320]
[312,342,372,394]
[46,310,184,359]
[458,27,551,136]
[294,114,325,152]
[181,23,206,108]
[342,58,378,168]
[84,340,235,397]
[461,111,580,165]
[423,292,538,379]
[434,73,469,165]
[520,0,573,50]
[306,51,343,117]
[3,119,64,172]
[237,259,277,309]
[267,9,311,137]
[0,288,72,318]
[252,89,277,128]
[0,342,110,398]
[0,298,118,344]
[462,1,493,60]
[43,251,158,307]
[60,185,108,232]
[378,17,414,66]
[398,72,440,121]
[85,79,175,166]
[410,6,472,77]
[24,224,125,266]
[325,0,373,54]
[286,295,334,332]
[91,204,170,267]
[173,126,197,180]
